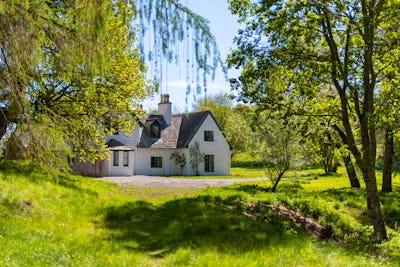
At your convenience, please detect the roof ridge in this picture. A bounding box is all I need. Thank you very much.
[173,110,210,117]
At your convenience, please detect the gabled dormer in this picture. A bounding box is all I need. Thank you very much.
[149,120,161,138]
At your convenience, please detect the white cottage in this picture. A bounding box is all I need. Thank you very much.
[90,94,231,176]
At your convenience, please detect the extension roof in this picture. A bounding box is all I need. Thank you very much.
[106,138,134,151]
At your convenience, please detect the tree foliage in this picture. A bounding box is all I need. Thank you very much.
[0,0,223,172]
[228,0,400,242]
[170,151,186,175]
[256,112,301,192]
[0,0,152,170]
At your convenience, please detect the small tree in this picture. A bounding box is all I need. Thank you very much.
[189,142,204,176]
[257,112,300,192]
[170,151,186,175]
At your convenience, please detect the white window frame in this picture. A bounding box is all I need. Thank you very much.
[204,154,214,172]
[113,151,119,166]
[123,151,129,167]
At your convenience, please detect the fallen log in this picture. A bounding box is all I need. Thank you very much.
[246,202,341,243]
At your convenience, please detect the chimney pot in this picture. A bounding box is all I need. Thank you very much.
[158,94,172,125]
[160,94,170,104]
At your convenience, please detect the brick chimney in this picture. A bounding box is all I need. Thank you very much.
[158,94,172,125]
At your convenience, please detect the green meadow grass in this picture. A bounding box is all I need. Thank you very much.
[167,166,267,179]
[0,164,399,266]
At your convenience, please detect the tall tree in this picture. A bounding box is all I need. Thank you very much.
[1,0,220,170]
[0,0,151,169]
[376,82,400,192]
[307,87,360,186]
[228,0,400,242]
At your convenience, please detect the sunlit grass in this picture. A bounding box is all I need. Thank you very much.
[165,166,267,179]
[231,166,268,178]
[0,164,399,266]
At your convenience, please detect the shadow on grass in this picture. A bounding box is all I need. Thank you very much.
[231,183,303,195]
[230,184,268,195]
[380,187,400,229]
[102,195,301,256]
[320,187,366,202]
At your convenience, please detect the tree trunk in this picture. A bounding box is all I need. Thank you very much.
[342,153,360,188]
[271,172,284,192]
[363,166,388,242]
[0,107,10,140]
[323,130,338,174]
[332,125,361,188]
[382,128,393,192]
[333,93,388,241]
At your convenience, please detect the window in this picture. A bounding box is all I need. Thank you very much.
[204,155,214,172]
[123,151,129,166]
[151,157,162,168]
[204,131,214,141]
[113,151,119,166]
[150,121,161,138]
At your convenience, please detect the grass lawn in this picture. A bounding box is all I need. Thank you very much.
[0,164,399,266]
[165,166,268,179]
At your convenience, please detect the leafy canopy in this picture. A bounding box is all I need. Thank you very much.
[228,0,400,242]
[0,0,152,169]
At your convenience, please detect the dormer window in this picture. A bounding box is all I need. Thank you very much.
[150,121,161,138]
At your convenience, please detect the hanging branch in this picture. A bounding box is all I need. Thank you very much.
[136,0,223,101]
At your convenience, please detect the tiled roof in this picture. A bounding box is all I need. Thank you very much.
[137,110,210,149]
[177,111,210,148]
[138,115,182,148]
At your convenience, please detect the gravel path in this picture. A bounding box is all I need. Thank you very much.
[97,175,269,188]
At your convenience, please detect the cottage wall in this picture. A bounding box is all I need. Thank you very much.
[107,150,135,176]
[83,107,231,177]
[185,114,231,176]
[135,148,177,176]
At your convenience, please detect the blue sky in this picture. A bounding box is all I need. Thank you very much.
[143,1,241,112]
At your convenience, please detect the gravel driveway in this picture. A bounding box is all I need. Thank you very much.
[97,175,268,188]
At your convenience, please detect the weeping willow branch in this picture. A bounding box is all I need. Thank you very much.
[137,0,224,102]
